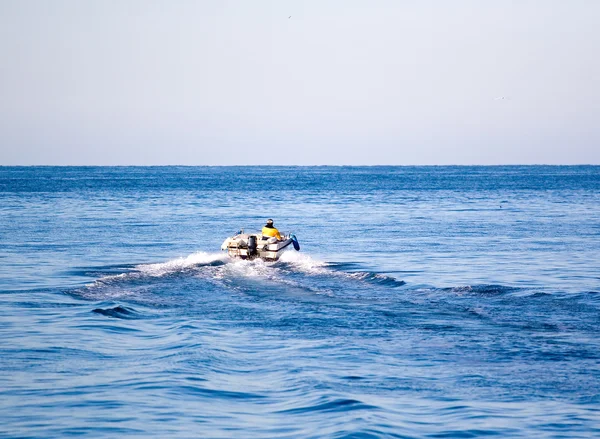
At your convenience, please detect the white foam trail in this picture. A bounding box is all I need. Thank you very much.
[135,251,227,277]
[85,250,401,297]
[277,251,330,274]
[218,258,273,278]
[279,252,404,287]
[208,255,336,296]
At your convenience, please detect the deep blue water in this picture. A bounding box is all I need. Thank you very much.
[1,166,599,438]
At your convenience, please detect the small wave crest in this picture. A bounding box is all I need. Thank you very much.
[348,271,406,287]
[277,397,376,414]
[442,284,521,296]
[92,305,140,319]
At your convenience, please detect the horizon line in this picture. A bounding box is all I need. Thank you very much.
[1,164,599,168]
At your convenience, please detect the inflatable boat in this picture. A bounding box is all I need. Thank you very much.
[221,231,300,261]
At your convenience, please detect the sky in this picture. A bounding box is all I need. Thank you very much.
[1,0,599,165]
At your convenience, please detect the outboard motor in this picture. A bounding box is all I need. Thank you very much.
[248,235,258,257]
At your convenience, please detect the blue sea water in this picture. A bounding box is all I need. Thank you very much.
[1,166,599,438]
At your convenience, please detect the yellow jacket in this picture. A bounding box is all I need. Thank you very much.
[262,226,281,240]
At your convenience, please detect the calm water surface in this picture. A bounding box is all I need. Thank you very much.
[1,166,599,438]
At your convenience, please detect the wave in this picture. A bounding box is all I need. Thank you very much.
[276,397,377,414]
[97,251,405,288]
[87,252,227,284]
[347,271,406,287]
[71,250,407,304]
[74,251,598,308]
[92,305,140,319]
[440,284,522,296]
[277,252,406,287]
[134,252,228,277]
[276,251,331,275]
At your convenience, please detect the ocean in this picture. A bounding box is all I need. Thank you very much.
[1,166,599,438]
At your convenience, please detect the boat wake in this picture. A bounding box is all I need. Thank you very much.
[69,252,600,346]
[134,252,228,277]
[71,251,406,304]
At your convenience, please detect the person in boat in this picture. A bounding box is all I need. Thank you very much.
[262,219,282,240]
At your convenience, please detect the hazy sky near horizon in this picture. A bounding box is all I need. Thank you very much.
[1,0,599,165]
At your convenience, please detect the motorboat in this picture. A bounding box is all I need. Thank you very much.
[221,231,300,261]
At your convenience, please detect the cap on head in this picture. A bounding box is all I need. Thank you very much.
[266,219,274,225]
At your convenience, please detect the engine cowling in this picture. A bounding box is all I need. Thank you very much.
[248,235,258,256]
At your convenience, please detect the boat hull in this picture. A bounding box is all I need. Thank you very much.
[221,233,296,261]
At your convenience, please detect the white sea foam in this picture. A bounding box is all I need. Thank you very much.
[207,252,331,281]
[88,252,227,286]
[208,255,338,296]
[85,272,129,286]
[134,251,227,277]
[87,250,398,297]
[221,258,276,279]
[277,251,330,275]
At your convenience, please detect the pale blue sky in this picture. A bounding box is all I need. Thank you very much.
[1,0,598,165]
